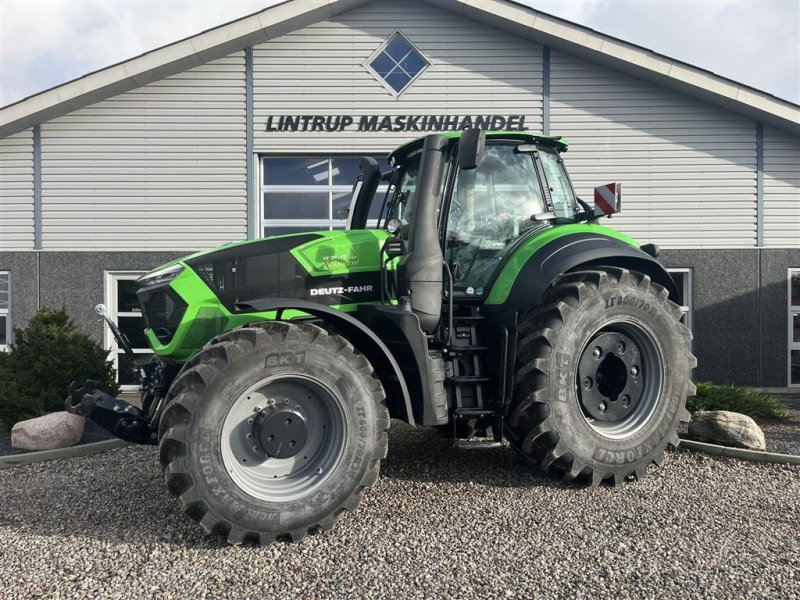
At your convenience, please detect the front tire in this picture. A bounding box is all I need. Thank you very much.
[506,268,696,485]
[158,321,389,545]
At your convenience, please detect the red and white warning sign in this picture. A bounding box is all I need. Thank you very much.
[593,182,622,216]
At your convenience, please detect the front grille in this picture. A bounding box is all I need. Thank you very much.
[136,284,188,344]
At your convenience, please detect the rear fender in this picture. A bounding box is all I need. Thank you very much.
[497,234,679,312]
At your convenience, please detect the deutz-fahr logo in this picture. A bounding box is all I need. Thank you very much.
[310,285,374,296]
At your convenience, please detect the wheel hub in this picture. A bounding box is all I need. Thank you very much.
[578,331,643,422]
[252,407,308,459]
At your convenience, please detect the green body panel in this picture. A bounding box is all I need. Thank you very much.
[484,223,640,305]
[290,229,390,275]
[143,229,392,361]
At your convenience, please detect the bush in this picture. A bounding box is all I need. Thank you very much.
[0,307,119,429]
[687,381,789,421]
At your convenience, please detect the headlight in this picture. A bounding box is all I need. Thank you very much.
[138,263,184,287]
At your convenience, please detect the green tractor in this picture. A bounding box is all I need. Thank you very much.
[67,129,695,545]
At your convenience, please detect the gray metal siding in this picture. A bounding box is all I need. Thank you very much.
[40,55,246,251]
[763,126,800,247]
[253,0,543,153]
[0,129,34,250]
[550,51,757,249]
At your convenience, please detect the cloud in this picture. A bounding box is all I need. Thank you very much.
[0,0,271,106]
[1,0,798,107]
[525,0,799,103]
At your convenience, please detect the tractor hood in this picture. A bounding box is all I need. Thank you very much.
[141,229,391,311]
[136,229,391,360]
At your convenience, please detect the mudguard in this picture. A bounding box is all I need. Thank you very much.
[236,298,415,426]
[491,233,679,313]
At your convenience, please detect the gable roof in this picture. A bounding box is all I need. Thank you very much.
[2,0,798,138]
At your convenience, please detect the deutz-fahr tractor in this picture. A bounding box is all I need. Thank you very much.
[67,129,695,545]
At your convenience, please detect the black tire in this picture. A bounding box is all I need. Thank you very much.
[506,267,696,485]
[158,321,389,545]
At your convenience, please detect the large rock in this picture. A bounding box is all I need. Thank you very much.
[11,412,85,451]
[687,410,766,450]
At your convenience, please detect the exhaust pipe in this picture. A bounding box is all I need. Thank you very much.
[396,134,448,333]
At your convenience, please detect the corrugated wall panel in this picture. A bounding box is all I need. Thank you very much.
[41,54,246,251]
[763,126,800,247]
[551,51,757,249]
[253,0,543,153]
[0,129,34,250]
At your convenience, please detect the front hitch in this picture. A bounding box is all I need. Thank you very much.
[65,379,157,445]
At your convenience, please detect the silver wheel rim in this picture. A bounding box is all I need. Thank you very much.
[220,374,348,503]
[576,318,665,440]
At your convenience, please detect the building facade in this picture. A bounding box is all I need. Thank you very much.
[1,0,799,388]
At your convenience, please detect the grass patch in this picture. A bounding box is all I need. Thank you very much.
[687,381,790,421]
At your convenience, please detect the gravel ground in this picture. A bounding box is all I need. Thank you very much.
[1,424,798,599]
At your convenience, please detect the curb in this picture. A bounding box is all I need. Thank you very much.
[679,439,800,465]
[0,439,130,469]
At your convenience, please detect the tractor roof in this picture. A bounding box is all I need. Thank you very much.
[389,131,568,166]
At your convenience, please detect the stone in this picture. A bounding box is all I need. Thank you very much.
[11,412,85,451]
[687,410,766,451]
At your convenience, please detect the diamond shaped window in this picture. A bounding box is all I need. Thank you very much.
[365,32,429,96]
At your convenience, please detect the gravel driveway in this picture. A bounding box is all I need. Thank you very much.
[1,423,798,599]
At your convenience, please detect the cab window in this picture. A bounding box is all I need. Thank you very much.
[445,142,546,295]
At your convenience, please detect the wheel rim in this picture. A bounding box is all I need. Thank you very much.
[220,374,348,503]
[576,319,664,440]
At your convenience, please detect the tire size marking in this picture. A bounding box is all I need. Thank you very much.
[264,351,306,368]
[604,295,656,316]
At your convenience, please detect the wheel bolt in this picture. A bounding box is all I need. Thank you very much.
[253,405,262,413]
[283,398,289,405]
[616,342,626,354]
[630,366,639,377]
[598,402,607,414]
[621,395,631,408]
[316,467,324,475]
[246,433,252,439]
[252,446,259,453]
[592,347,602,359]
[582,377,593,390]
[267,435,274,442]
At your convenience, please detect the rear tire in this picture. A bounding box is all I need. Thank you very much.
[158,321,389,545]
[506,268,696,485]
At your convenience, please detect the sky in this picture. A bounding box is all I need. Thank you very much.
[0,0,798,108]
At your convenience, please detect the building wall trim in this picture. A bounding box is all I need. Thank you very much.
[756,121,764,248]
[245,46,255,240]
[542,45,550,135]
[33,124,41,250]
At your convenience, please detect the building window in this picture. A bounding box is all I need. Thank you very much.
[0,272,9,352]
[364,31,429,96]
[260,156,389,237]
[667,268,693,335]
[789,269,800,387]
[105,272,153,390]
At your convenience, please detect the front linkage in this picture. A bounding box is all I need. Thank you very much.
[66,379,156,444]
[64,303,176,445]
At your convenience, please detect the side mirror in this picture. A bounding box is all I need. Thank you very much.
[593,182,622,216]
[95,303,108,316]
[458,128,485,170]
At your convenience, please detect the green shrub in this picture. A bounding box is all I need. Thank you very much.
[687,381,789,421]
[0,307,119,429]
